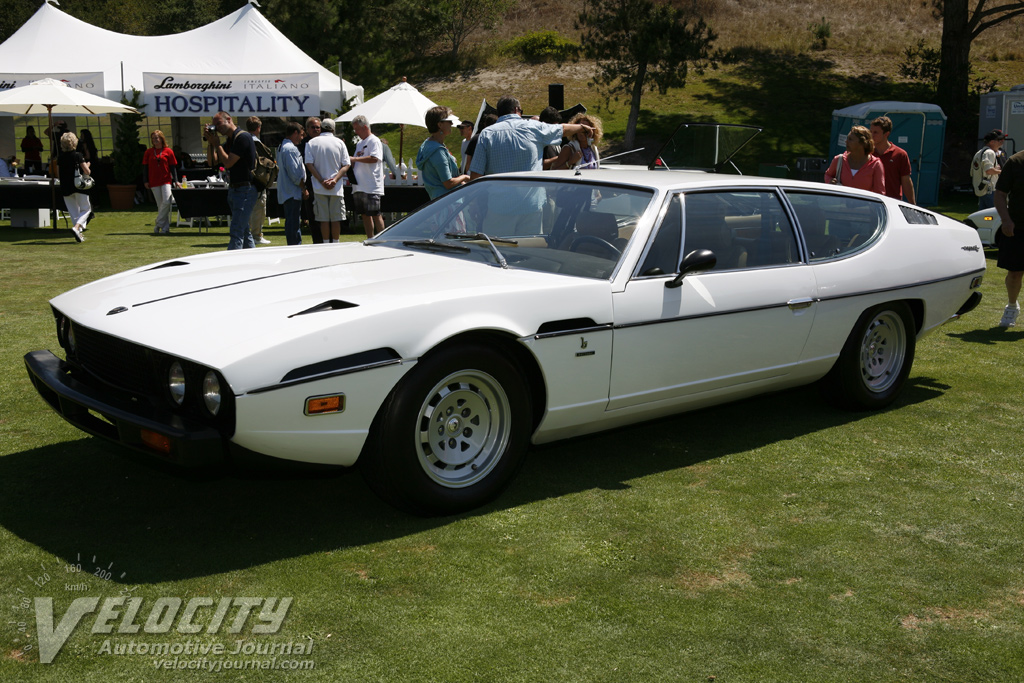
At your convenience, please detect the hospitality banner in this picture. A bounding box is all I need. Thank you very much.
[0,72,104,92]
[143,73,319,116]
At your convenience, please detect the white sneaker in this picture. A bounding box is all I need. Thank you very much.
[72,226,85,243]
[999,303,1020,328]
[258,237,271,245]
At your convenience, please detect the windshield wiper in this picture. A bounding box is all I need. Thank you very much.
[399,238,471,253]
[444,232,515,268]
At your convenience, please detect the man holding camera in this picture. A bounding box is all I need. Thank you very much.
[205,111,257,250]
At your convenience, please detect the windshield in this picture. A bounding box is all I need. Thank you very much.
[370,178,655,280]
[652,123,761,172]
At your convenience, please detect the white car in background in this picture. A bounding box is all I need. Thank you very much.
[964,206,1001,246]
[26,165,985,515]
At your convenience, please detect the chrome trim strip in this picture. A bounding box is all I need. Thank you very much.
[616,303,792,329]
[533,323,614,340]
[814,268,986,304]
[613,268,985,330]
[246,358,405,395]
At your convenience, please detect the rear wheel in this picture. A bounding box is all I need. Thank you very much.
[361,345,531,516]
[822,302,916,410]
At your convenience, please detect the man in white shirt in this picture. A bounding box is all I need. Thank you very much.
[304,117,351,243]
[972,129,1006,211]
[349,115,386,238]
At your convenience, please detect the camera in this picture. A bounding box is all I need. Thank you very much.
[205,124,217,135]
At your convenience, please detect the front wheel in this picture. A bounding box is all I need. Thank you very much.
[361,345,532,516]
[821,302,916,410]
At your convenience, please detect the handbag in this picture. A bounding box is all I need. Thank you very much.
[831,155,843,185]
[74,167,95,191]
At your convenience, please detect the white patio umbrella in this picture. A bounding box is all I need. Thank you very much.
[337,77,444,165]
[0,78,140,227]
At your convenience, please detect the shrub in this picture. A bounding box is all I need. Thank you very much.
[899,39,941,84]
[502,30,578,63]
[808,17,830,51]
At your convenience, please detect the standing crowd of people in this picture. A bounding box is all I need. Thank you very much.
[12,96,1019,328]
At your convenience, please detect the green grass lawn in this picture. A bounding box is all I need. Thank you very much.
[1,204,1022,682]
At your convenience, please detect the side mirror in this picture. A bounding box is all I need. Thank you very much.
[665,249,716,289]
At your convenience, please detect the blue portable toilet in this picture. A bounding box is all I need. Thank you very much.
[829,101,946,206]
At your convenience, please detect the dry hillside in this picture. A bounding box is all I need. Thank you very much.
[476,0,1024,86]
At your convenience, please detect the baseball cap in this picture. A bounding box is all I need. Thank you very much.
[984,129,1007,142]
[320,118,336,132]
[457,120,473,129]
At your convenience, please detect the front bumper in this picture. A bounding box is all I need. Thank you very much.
[24,350,228,466]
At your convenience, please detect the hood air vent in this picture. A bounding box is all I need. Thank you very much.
[289,300,358,318]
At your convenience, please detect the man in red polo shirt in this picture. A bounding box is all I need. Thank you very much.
[870,116,916,205]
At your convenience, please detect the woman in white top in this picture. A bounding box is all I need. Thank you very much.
[567,113,603,170]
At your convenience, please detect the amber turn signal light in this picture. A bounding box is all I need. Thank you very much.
[140,429,172,454]
[305,394,345,415]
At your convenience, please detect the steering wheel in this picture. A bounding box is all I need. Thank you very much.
[569,234,622,259]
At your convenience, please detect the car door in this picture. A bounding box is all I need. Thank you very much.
[608,189,817,411]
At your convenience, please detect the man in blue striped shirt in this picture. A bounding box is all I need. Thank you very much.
[469,96,592,178]
[469,96,593,233]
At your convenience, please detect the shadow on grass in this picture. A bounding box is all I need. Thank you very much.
[0,226,75,244]
[0,378,945,584]
[947,326,1024,345]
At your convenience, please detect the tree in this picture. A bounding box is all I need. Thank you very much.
[577,0,716,149]
[0,0,36,44]
[427,0,516,58]
[937,0,1024,132]
[111,88,145,185]
[265,0,431,93]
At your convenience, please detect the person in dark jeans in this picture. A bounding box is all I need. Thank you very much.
[277,122,306,245]
[300,117,322,244]
[205,111,257,250]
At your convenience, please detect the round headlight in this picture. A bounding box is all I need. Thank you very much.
[168,361,186,405]
[66,320,76,354]
[202,371,222,416]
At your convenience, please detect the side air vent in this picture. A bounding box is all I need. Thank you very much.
[288,300,359,318]
[279,348,400,383]
[899,206,938,225]
[536,318,601,335]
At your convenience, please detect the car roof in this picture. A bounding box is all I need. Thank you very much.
[484,169,884,197]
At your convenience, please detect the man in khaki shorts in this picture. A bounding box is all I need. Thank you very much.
[304,117,351,243]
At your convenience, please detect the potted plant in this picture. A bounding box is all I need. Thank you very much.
[108,88,145,211]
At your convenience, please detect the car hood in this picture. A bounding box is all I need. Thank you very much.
[50,243,612,385]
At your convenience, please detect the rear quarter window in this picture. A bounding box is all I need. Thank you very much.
[785,191,886,261]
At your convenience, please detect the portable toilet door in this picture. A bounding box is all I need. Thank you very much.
[829,101,946,206]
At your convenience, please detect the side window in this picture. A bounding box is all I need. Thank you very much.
[786,191,886,261]
[638,194,681,276]
[683,191,798,270]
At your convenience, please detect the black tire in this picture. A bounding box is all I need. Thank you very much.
[821,301,916,411]
[360,345,532,516]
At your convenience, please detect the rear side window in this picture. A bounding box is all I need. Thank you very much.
[786,191,886,261]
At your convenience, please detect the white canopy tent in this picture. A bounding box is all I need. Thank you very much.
[0,1,362,112]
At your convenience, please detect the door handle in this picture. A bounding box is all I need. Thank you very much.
[787,298,814,310]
